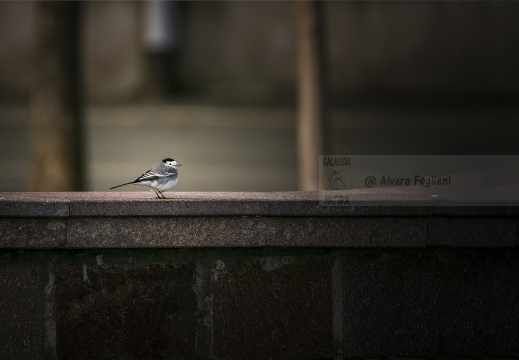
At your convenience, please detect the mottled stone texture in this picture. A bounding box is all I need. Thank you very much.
[67,216,426,248]
[1,192,519,359]
[0,217,66,248]
[70,198,269,216]
[212,257,332,359]
[1,192,519,249]
[267,216,426,247]
[343,250,519,358]
[2,247,519,359]
[428,216,516,247]
[0,258,43,360]
[56,259,197,360]
[343,251,440,358]
[67,216,269,247]
[438,251,519,357]
[0,194,69,217]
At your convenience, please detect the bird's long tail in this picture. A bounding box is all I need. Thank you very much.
[110,181,136,190]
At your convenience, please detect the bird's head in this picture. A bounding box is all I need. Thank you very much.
[162,158,181,167]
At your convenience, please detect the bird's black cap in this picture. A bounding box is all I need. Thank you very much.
[162,158,175,162]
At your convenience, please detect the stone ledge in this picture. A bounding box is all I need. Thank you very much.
[0,191,518,248]
[2,190,519,217]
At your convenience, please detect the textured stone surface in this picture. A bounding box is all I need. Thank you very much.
[0,257,43,360]
[270,200,434,216]
[437,250,519,357]
[67,216,270,247]
[270,190,434,216]
[0,217,67,248]
[0,196,68,217]
[343,249,519,358]
[2,190,519,218]
[0,192,517,249]
[1,247,519,359]
[66,216,426,248]
[69,195,269,216]
[428,216,516,247]
[212,257,332,359]
[343,251,440,358]
[432,205,519,216]
[56,257,197,360]
[267,216,427,247]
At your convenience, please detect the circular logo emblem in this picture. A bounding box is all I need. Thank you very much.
[322,169,352,190]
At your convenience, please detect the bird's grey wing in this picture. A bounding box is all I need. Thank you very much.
[134,169,172,182]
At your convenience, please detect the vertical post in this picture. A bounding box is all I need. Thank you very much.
[143,0,177,99]
[31,1,84,191]
[296,0,329,191]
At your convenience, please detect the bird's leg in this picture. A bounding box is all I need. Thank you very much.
[157,189,166,199]
[152,188,161,199]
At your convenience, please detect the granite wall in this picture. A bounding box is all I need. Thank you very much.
[1,192,519,359]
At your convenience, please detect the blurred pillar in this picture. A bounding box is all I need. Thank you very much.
[296,0,329,191]
[31,1,84,191]
[143,0,178,99]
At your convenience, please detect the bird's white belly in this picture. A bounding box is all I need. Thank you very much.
[150,177,178,192]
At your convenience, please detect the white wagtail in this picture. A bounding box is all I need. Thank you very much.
[110,158,181,199]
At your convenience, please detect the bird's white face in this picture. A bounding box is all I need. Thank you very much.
[163,158,181,167]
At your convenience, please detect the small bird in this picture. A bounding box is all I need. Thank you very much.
[110,158,181,199]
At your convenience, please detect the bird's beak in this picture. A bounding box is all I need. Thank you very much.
[177,164,182,166]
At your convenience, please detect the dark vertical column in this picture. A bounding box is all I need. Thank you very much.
[31,1,85,191]
[296,0,330,190]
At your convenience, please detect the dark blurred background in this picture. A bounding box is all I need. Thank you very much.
[1,1,518,192]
